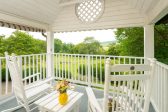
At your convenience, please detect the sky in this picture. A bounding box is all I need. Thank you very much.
[0,27,116,44]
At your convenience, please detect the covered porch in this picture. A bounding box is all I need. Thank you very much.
[0,0,168,112]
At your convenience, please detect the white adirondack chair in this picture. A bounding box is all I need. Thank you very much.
[86,58,155,112]
[5,53,54,112]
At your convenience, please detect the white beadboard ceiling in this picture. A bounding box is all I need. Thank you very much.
[0,0,167,31]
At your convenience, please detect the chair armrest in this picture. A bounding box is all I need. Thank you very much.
[24,77,54,90]
[85,87,102,112]
[22,73,40,81]
[41,77,54,84]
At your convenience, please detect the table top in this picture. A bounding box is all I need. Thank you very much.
[34,90,83,112]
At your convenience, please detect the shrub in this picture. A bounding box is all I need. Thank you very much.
[78,63,105,81]
[55,69,72,79]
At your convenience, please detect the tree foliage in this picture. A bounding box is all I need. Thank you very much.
[114,27,144,57]
[54,38,75,53]
[154,24,168,63]
[0,31,46,56]
[114,24,168,64]
[107,43,119,55]
[74,37,104,54]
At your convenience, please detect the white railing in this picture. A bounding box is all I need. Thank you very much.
[151,61,168,112]
[53,53,145,87]
[0,57,10,96]
[0,53,167,112]
[0,53,47,97]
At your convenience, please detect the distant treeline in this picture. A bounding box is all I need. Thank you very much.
[0,24,168,64]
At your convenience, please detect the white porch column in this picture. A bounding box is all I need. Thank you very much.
[144,25,154,59]
[46,31,54,78]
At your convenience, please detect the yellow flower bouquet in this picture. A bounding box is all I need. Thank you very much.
[56,80,69,93]
[56,80,70,105]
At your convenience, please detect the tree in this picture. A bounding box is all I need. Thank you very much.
[154,24,168,63]
[5,31,46,55]
[54,39,62,53]
[54,39,75,53]
[114,24,168,64]
[115,27,144,57]
[61,43,75,53]
[0,35,7,56]
[75,37,104,54]
[107,43,119,55]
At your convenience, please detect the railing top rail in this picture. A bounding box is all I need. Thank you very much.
[1,53,47,59]
[0,57,6,59]
[53,53,145,59]
[17,53,47,57]
[156,61,168,69]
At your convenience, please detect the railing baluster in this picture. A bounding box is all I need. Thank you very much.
[43,54,45,79]
[58,54,60,78]
[74,55,77,81]
[88,55,91,86]
[0,59,2,95]
[5,58,8,94]
[64,54,66,79]
[61,54,63,79]
[95,56,97,84]
[81,56,84,81]
[68,54,70,80]
[40,55,42,80]
[24,56,27,85]
[78,54,80,81]
[32,55,35,82]
[55,54,57,78]
[91,56,94,84]
[36,55,38,81]
[28,56,31,84]
[100,56,102,84]
[70,54,73,80]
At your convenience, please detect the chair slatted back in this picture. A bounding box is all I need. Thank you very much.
[103,58,155,112]
[5,53,28,104]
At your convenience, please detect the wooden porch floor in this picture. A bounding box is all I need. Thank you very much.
[0,85,155,112]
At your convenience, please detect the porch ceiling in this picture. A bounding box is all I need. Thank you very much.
[0,0,167,32]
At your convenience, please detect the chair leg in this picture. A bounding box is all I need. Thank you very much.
[25,102,31,112]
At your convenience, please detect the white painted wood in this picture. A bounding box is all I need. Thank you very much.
[88,56,91,86]
[146,0,168,24]
[85,87,102,112]
[0,0,166,32]
[0,0,60,24]
[59,0,90,7]
[52,0,146,32]
[34,90,83,112]
[110,64,151,72]
[47,31,54,78]
[5,53,52,112]
[0,12,49,30]
[109,74,150,81]
[150,61,168,112]
[103,58,111,112]
[102,58,155,112]
[144,25,154,59]
[0,59,1,96]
